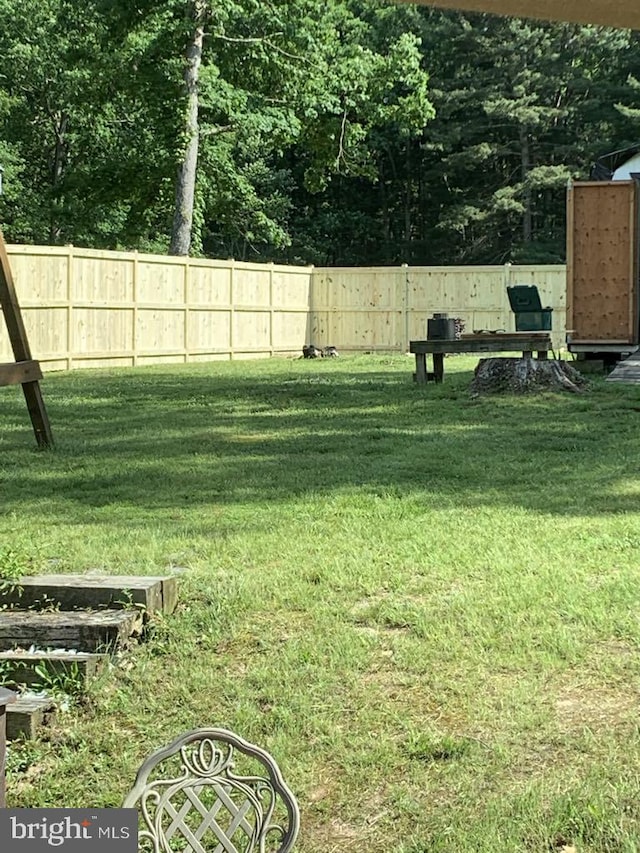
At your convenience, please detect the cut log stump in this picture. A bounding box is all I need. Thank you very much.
[470,357,588,395]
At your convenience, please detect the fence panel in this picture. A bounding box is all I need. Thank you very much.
[310,267,406,351]
[0,247,567,368]
[315,264,566,350]
[0,248,314,368]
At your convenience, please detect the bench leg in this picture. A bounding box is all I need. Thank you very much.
[537,350,548,360]
[433,353,444,383]
[415,353,428,384]
[522,350,533,360]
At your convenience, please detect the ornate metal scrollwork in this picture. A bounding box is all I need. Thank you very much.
[123,729,300,853]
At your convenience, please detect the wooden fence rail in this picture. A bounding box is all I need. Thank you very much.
[0,247,567,370]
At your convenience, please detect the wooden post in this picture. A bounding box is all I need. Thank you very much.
[229,260,235,360]
[0,687,16,807]
[402,263,409,353]
[0,233,53,448]
[414,353,428,384]
[66,245,73,370]
[433,352,445,383]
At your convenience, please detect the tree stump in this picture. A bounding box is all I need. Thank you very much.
[470,357,588,395]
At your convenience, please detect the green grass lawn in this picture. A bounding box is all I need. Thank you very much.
[2,353,640,852]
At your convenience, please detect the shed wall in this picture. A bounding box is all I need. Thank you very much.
[567,181,638,344]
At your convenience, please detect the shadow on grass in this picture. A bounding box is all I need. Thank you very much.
[1,357,639,519]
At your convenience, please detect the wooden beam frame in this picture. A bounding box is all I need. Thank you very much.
[0,232,53,448]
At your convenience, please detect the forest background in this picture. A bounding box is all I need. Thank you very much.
[0,0,638,267]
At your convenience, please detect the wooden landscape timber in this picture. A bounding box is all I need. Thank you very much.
[6,693,56,741]
[0,610,143,654]
[0,650,106,690]
[405,0,640,29]
[1,574,178,616]
[0,574,179,745]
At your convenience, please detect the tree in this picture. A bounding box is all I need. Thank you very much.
[415,11,632,263]
[0,0,637,267]
[170,0,208,255]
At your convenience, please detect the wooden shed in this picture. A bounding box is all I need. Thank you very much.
[566,180,640,358]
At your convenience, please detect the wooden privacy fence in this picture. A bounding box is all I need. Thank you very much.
[311,264,566,351]
[0,246,313,370]
[0,247,567,370]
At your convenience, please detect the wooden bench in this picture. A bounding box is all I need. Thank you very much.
[410,333,553,385]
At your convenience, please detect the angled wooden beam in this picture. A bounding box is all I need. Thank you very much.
[0,233,53,448]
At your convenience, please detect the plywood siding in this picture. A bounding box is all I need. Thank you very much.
[567,182,638,343]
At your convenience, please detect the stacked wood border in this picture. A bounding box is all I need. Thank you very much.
[0,246,567,370]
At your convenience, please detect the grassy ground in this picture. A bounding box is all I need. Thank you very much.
[2,353,640,852]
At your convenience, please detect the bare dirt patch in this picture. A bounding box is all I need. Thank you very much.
[554,686,638,731]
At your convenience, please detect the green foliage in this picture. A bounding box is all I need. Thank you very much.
[31,661,84,698]
[0,2,638,263]
[403,731,474,763]
[0,547,27,591]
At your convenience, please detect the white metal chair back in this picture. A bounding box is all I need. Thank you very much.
[123,728,300,853]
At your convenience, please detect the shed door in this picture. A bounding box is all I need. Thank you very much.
[566,181,639,344]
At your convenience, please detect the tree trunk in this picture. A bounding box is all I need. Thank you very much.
[520,126,533,245]
[379,163,391,263]
[169,0,208,256]
[404,143,411,250]
[49,112,68,245]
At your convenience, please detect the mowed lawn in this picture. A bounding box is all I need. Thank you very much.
[2,354,640,852]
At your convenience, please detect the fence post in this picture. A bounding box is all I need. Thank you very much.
[183,256,190,364]
[401,263,409,351]
[0,687,16,807]
[229,260,235,360]
[269,263,274,356]
[503,262,512,330]
[66,245,73,370]
[132,251,139,367]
